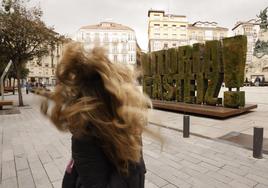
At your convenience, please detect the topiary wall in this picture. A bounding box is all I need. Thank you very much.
[142,35,247,108]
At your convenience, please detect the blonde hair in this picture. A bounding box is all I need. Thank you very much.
[40,42,152,174]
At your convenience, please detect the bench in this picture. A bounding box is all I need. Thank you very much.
[0,100,14,110]
[4,87,16,94]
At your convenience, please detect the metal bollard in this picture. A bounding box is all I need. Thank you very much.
[253,127,263,159]
[183,115,190,138]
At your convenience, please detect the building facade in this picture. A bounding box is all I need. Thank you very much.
[26,43,64,86]
[232,19,260,65]
[148,10,228,52]
[188,21,228,45]
[74,22,137,68]
[148,10,188,52]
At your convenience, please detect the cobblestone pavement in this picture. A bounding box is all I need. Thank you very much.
[0,93,268,188]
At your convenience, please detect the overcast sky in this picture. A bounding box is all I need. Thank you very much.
[31,0,267,50]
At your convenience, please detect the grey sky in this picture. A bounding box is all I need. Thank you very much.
[31,0,267,50]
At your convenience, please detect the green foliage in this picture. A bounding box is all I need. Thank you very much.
[162,74,175,101]
[254,39,268,58]
[224,91,245,108]
[143,76,153,97]
[152,75,162,99]
[204,40,224,106]
[223,35,247,88]
[141,53,151,76]
[0,0,63,106]
[142,36,247,108]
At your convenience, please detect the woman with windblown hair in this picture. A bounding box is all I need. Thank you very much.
[40,42,152,188]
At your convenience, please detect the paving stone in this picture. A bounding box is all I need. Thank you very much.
[218,169,257,187]
[222,165,248,176]
[2,149,14,162]
[228,180,251,188]
[52,180,62,188]
[145,171,168,187]
[15,154,29,171]
[44,161,62,182]
[199,162,220,171]
[180,160,209,173]
[2,160,16,180]
[1,177,18,188]
[18,169,35,188]
[255,184,268,188]
[29,160,52,188]
[161,184,178,188]
[37,150,52,164]
[206,171,233,184]
[245,174,268,186]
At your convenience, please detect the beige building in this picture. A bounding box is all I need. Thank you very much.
[148,10,188,52]
[26,42,65,85]
[188,21,228,45]
[74,22,137,68]
[148,10,228,52]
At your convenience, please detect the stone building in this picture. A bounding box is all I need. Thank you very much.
[188,21,228,45]
[148,10,228,52]
[73,22,137,68]
[26,42,65,86]
[148,10,188,52]
[232,19,260,65]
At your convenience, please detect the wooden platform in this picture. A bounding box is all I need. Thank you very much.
[152,100,257,118]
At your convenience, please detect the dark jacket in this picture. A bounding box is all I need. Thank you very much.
[62,135,146,188]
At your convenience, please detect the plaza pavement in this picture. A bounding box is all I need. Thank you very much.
[149,86,268,139]
[0,88,268,188]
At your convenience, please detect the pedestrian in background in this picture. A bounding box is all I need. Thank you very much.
[39,42,154,188]
[25,81,29,94]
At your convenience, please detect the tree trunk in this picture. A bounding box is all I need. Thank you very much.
[13,78,15,92]
[8,78,11,87]
[15,63,24,106]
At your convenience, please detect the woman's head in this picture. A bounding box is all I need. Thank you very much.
[41,42,152,174]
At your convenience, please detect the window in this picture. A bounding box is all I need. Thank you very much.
[154,24,160,26]
[104,33,109,42]
[114,55,118,62]
[164,33,168,38]
[113,44,118,53]
[180,25,186,30]
[172,43,176,47]
[86,33,91,42]
[164,43,168,49]
[164,24,168,27]
[122,43,127,52]
[94,33,100,42]
[123,55,127,63]
[154,33,160,38]
[172,34,177,39]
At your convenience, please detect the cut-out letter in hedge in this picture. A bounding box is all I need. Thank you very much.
[141,35,247,109]
[222,35,247,108]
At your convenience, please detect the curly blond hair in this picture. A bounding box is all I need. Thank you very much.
[40,42,152,174]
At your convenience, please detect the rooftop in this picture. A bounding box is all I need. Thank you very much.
[148,9,186,18]
[232,19,260,31]
[80,22,134,31]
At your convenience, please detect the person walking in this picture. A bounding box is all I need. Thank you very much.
[39,43,152,188]
[25,81,29,94]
